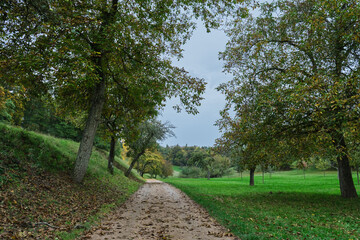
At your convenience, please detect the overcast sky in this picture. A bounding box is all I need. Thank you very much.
[159,23,232,147]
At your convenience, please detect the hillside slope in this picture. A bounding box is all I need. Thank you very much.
[0,123,143,239]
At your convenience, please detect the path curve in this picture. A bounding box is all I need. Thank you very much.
[87,180,238,240]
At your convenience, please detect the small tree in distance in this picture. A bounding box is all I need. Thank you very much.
[124,120,175,177]
[314,157,332,177]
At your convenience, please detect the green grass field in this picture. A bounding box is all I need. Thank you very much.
[164,171,360,240]
[171,165,183,177]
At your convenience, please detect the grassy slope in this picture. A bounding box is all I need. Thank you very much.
[171,165,182,178]
[0,123,143,239]
[164,171,360,240]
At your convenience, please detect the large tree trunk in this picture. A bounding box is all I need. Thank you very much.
[207,169,210,180]
[108,136,116,175]
[337,156,357,198]
[73,80,106,183]
[332,131,357,198]
[249,167,255,186]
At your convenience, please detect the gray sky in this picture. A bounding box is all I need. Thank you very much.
[159,23,231,147]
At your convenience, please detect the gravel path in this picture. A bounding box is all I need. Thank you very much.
[87,180,238,240]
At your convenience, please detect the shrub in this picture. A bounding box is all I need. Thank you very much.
[179,166,205,178]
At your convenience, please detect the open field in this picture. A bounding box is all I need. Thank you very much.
[164,171,360,240]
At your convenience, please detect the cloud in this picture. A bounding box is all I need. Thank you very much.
[159,23,231,147]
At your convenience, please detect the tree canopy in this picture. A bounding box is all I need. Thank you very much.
[125,119,175,177]
[216,0,360,197]
[1,0,243,182]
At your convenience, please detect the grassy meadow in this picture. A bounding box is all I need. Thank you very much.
[164,171,360,240]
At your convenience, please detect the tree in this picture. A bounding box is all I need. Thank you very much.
[100,79,159,174]
[314,157,332,177]
[211,154,231,178]
[168,145,188,166]
[216,137,279,186]
[350,146,360,185]
[160,160,174,179]
[136,150,164,178]
[188,148,230,180]
[22,96,82,141]
[1,0,242,183]
[125,120,174,177]
[189,148,212,179]
[0,85,26,125]
[292,159,310,179]
[217,0,360,198]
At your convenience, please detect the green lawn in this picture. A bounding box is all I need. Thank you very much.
[171,165,183,177]
[164,171,360,240]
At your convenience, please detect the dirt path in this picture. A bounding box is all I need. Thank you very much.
[87,180,238,240]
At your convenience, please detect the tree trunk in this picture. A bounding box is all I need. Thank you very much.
[125,151,144,177]
[125,157,138,177]
[240,171,242,180]
[108,136,116,175]
[73,80,106,183]
[262,170,264,184]
[249,167,255,186]
[337,156,357,198]
[332,131,358,198]
[207,170,210,180]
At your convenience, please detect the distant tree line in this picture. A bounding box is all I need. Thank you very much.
[158,145,231,179]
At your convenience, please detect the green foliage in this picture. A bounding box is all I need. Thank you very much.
[126,120,175,160]
[179,166,206,178]
[188,148,231,178]
[211,154,232,177]
[135,150,167,177]
[160,160,174,179]
[216,0,360,197]
[0,99,15,123]
[165,171,360,239]
[22,97,82,142]
[314,157,332,172]
[159,145,232,178]
[2,0,243,183]
[124,119,175,176]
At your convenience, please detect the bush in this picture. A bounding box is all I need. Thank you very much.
[179,166,205,178]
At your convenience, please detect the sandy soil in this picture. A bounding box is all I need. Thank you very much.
[87,180,238,240]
